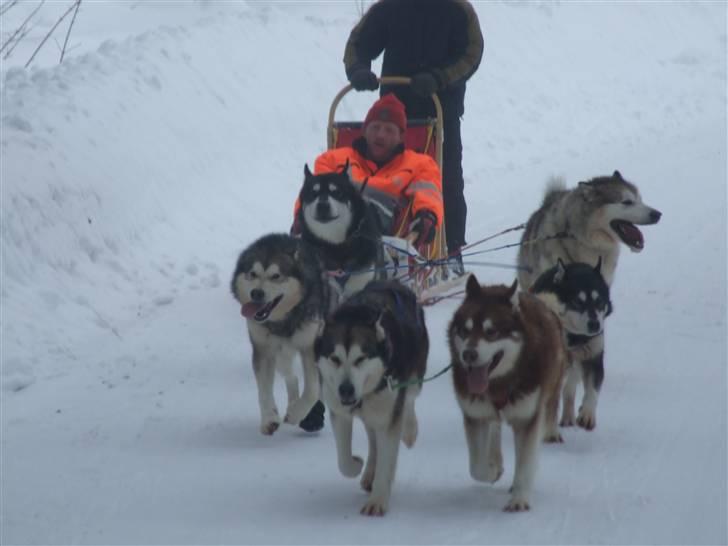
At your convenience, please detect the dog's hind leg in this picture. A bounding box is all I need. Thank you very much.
[577,351,604,431]
[361,421,403,516]
[465,416,503,483]
[560,363,579,427]
[401,394,418,448]
[284,347,320,426]
[361,424,377,492]
[506,414,542,512]
[331,411,363,478]
[543,388,563,443]
[252,345,280,436]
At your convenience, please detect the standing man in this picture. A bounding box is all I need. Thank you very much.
[344,0,484,274]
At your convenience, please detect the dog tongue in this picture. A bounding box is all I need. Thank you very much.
[241,302,263,319]
[467,367,489,395]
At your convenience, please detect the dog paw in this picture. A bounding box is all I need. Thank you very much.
[577,407,596,430]
[470,461,503,483]
[360,497,388,517]
[260,419,280,436]
[543,431,564,443]
[503,496,531,512]
[559,414,576,427]
[339,455,363,478]
[284,398,315,426]
[298,400,325,432]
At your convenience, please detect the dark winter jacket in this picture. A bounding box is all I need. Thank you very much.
[344,0,484,118]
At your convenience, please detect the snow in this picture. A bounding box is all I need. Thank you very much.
[1,1,726,544]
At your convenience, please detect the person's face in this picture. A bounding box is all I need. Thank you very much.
[364,120,403,162]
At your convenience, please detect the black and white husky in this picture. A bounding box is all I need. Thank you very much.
[531,258,613,430]
[315,280,428,516]
[297,163,390,301]
[231,233,330,435]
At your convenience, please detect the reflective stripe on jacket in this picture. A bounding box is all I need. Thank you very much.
[314,145,444,227]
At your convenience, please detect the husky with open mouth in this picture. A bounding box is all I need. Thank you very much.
[231,233,331,435]
[517,170,660,429]
[449,276,566,512]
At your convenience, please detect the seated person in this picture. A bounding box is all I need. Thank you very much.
[295,93,444,251]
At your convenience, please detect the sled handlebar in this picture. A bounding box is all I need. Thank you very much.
[327,76,444,170]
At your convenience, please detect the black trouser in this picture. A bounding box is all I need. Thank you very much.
[441,114,466,253]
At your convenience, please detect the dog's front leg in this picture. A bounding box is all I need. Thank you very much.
[284,347,320,425]
[577,351,604,430]
[560,363,579,427]
[506,415,542,512]
[252,347,280,436]
[360,424,377,492]
[330,411,363,477]
[361,423,402,516]
[465,416,503,483]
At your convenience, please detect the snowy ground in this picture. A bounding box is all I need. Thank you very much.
[1,2,726,544]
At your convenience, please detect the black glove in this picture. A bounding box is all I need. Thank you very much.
[410,72,439,97]
[409,210,437,247]
[349,68,379,91]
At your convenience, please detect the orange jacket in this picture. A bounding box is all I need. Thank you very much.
[314,145,444,227]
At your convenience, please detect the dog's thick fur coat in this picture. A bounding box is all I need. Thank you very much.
[449,276,566,511]
[316,280,428,516]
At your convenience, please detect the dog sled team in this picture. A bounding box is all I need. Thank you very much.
[230,0,661,516]
[231,88,662,516]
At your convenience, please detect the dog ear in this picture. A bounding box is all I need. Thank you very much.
[606,300,614,317]
[507,279,520,310]
[304,164,313,179]
[465,274,480,299]
[594,256,603,274]
[612,170,623,180]
[554,258,566,284]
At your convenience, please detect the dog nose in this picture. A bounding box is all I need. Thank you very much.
[462,348,478,365]
[338,381,355,401]
[316,201,331,217]
[250,288,265,302]
[587,320,600,333]
[650,209,662,223]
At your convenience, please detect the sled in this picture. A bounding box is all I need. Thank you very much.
[327,76,461,302]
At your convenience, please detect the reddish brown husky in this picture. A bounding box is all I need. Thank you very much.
[448,275,566,511]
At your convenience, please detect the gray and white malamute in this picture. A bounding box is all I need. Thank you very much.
[315,280,428,516]
[517,170,661,430]
[297,163,391,300]
[518,170,662,288]
[231,233,330,435]
[531,258,613,430]
[448,276,566,511]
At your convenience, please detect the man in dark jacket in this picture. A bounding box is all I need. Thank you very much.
[344,0,483,273]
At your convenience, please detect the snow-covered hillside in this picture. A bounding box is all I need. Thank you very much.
[2,2,726,544]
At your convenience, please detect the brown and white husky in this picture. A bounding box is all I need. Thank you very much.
[448,275,566,511]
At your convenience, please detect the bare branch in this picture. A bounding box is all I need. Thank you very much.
[0,0,20,18]
[24,0,76,68]
[60,0,81,64]
[0,0,45,56]
[3,23,32,60]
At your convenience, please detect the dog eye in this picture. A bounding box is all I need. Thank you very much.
[270,273,281,281]
[622,199,634,205]
[354,356,366,367]
[246,271,258,280]
[330,355,341,366]
[484,328,498,338]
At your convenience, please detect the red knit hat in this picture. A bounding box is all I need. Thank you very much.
[363,93,407,132]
